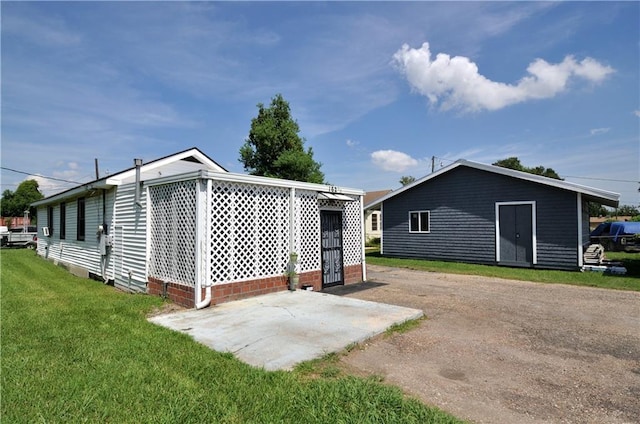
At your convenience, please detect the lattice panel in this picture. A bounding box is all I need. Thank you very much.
[318,196,362,266]
[341,196,363,266]
[295,190,321,272]
[209,181,290,284]
[148,181,198,287]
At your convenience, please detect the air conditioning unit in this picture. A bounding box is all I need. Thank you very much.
[42,227,50,237]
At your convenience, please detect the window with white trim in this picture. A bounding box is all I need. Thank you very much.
[409,210,430,233]
[371,213,379,231]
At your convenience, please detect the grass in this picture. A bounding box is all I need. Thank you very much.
[294,318,426,383]
[385,317,424,336]
[366,250,640,292]
[1,249,462,424]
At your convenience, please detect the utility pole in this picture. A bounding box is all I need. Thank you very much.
[94,158,100,180]
[431,156,435,173]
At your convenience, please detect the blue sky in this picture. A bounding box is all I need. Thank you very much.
[2,2,639,206]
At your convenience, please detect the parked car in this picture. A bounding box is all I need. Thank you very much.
[0,226,38,249]
[590,221,640,252]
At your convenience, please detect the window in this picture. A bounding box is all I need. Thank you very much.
[59,202,66,240]
[409,210,430,233]
[371,213,379,231]
[77,197,85,241]
[47,206,54,237]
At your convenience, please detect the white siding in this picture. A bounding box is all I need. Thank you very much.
[36,189,115,280]
[112,182,148,292]
[364,210,382,241]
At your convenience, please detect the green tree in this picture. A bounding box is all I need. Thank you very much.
[588,202,609,217]
[0,179,44,220]
[613,205,640,216]
[493,157,562,180]
[239,94,324,184]
[399,176,416,186]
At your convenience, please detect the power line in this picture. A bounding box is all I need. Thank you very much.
[564,175,638,184]
[1,166,83,185]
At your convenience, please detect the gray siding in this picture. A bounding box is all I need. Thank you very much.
[382,167,579,270]
[581,199,591,248]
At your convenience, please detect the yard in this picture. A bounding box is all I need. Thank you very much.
[366,250,640,292]
[328,264,640,423]
[0,249,460,423]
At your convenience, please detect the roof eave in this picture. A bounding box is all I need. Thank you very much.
[32,179,119,207]
[367,159,621,208]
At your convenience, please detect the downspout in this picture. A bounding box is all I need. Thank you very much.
[100,188,109,283]
[196,289,211,310]
[196,178,212,309]
[360,194,367,281]
[196,241,212,309]
[380,203,384,255]
[289,187,296,259]
[134,158,143,208]
[577,193,584,268]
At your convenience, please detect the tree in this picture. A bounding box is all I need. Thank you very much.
[399,176,416,186]
[588,202,609,217]
[614,205,640,216]
[493,157,562,180]
[239,94,324,184]
[0,179,44,220]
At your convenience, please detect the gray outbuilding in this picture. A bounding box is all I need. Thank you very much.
[365,160,619,271]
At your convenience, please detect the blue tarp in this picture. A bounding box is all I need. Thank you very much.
[609,222,640,242]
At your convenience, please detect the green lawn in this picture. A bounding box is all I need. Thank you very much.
[366,251,640,292]
[1,249,462,424]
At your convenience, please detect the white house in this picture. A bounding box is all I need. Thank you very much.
[363,190,392,242]
[33,148,366,308]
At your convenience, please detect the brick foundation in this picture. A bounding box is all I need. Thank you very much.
[148,264,364,308]
[343,264,363,284]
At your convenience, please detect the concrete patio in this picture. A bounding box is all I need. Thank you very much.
[149,288,423,371]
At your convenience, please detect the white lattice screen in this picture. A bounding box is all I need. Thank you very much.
[209,181,290,284]
[148,176,362,290]
[341,196,363,266]
[148,181,198,287]
[295,190,320,272]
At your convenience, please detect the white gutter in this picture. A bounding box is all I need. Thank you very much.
[195,178,212,309]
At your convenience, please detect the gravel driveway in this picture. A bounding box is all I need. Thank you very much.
[326,265,640,424]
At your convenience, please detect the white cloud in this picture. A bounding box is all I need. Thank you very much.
[346,139,359,148]
[393,42,615,112]
[590,128,610,136]
[371,150,419,172]
[26,175,75,197]
[634,110,640,118]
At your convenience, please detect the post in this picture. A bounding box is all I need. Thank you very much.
[431,156,435,173]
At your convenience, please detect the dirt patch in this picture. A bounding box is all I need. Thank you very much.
[146,301,186,318]
[326,265,640,424]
